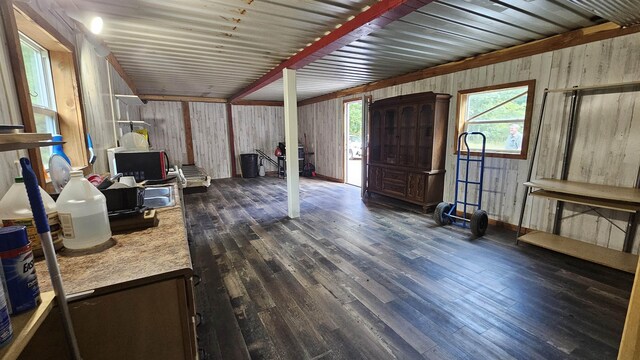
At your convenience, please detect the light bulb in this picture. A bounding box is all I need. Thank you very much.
[90,16,103,34]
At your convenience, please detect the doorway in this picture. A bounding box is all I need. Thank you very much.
[344,100,363,187]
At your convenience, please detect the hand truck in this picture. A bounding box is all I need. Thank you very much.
[433,132,489,236]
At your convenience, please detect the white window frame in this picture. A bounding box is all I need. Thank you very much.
[19,32,59,170]
[20,32,58,126]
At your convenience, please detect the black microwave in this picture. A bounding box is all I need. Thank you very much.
[114,151,169,182]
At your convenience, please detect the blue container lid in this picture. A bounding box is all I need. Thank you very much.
[0,226,29,252]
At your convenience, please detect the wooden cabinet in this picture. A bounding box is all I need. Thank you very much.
[16,184,197,359]
[366,92,450,211]
[19,277,197,359]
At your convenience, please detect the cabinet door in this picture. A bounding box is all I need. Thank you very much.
[407,173,426,202]
[382,107,398,164]
[369,109,382,162]
[416,103,435,169]
[20,279,195,360]
[368,166,382,191]
[398,105,418,166]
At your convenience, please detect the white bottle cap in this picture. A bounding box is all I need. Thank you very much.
[70,171,83,177]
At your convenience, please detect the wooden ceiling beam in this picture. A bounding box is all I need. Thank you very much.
[230,100,284,107]
[138,95,227,103]
[229,0,435,102]
[138,95,285,106]
[297,22,640,106]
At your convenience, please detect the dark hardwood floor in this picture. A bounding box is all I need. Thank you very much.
[184,176,633,360]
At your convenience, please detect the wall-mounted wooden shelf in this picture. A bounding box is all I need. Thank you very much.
[0,133,63,152]
[115,94,144,106]
[518,231,638,273]
[0,133,50,143]
[116,120,150,126]
[0,291,55,360]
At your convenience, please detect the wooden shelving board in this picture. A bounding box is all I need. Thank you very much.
[524,178,640,204]
[115,94,144,106]
[530,190,640,213]
[0,133,64,153]
[0,133,51,144]
[518,231,639,273]
[0,291,55,360]
[0,141,64,153]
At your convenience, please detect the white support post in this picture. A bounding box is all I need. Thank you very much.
[283,68,300,218]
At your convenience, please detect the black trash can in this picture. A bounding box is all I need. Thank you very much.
[240,153,259,178]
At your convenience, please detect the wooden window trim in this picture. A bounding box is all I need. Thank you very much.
[12,4,89,178]
[454,79,536,160]
[0,0,44,184]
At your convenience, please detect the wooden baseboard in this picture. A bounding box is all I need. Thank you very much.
[453,210,533,233]
[314,174,344,183]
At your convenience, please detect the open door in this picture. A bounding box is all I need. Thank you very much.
[344,99,363,187]
[361,95,369,199]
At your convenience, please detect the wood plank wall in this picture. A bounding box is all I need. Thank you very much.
[78,37,140,174]
[298,32,640,253]
[140,101,187,166]
[530,36,640,253]
[297,99,343,180]
[232,105,284,173]
[77,37,114,174]
[298,106,316,175]
[189,102,231,179]
[140,102,283,178]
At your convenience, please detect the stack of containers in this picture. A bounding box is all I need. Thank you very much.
[0,167,111,349]
[0,177,55,347]
[0,226,42,347]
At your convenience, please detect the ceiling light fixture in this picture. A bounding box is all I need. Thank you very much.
[90,16,103,34]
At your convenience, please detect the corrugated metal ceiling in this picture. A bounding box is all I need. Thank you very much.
[59,0,378,98]
[246,0,605,100]
[566,0,640,27]
[59,0,634,101]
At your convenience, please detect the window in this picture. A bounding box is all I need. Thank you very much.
[20,32,58,169]
[456,80,535,159]
[10,5,89,188]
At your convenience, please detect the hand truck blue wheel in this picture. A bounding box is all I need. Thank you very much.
[433,131,489,237]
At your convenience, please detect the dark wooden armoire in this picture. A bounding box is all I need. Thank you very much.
[365,92,451,211]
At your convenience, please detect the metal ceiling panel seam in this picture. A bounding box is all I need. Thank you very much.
[566,0,640,26]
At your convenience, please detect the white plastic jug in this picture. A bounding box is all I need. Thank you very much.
[56,171,111,249]
[0,178,62,256]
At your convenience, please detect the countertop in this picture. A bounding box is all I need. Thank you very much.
[34,183,193,296]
